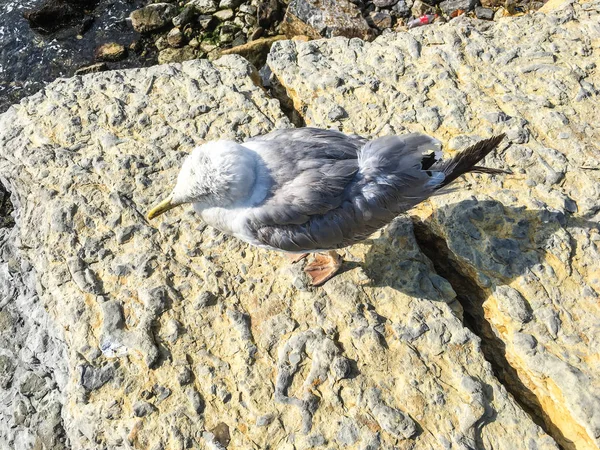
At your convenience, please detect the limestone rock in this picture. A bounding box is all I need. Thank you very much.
[0,50,556,449]
[0,56,288,449]
[282,0,373,40]
[167,27,185,48]
[187,0,218,14]
[267,3,600,448]
[94,42,126,62]
[220,35,286,68]
[130,3,178,33]
[158,46,196,64]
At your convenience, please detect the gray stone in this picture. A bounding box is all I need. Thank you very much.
[133,400,156,417]
[188,0,218,14]
[167,27,185,48]
[173,6,197,27]
[130,3,178,33]
[439,0,478,14]
[80,363,115,391]
[373,0,399,6]
[369,10,393,29]
[213,9,234,21]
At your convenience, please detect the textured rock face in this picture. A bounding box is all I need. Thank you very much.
[0,52,557,450]
[268,2,600,448]
[0,4,597,450]
[282,0,373,40]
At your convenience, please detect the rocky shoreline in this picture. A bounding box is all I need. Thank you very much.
[1,0,599,448]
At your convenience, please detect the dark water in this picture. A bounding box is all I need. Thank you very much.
[0,0,158,113]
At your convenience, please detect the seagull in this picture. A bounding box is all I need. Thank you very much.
[147,128,506,286]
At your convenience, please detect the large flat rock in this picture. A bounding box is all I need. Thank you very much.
[0,50,558,450]
[268,1,600,449]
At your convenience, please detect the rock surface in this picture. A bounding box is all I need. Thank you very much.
[0,3,598,450]
[268,2,600,449]
[282,0,373,40]
[130,3,178,33]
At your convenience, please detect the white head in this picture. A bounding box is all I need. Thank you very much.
[147,140,256,220]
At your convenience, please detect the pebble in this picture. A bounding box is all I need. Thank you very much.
[133,401,156,417]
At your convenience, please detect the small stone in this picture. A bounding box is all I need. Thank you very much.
[211,422,231,447]
[178,367,194,385]
[369,11,393,29]
[282,0,372,39]
[130,3,178,33]
[239,4,257,15]
[219,0,242,8]
[155,36,169,51]
[256,414,275,426]
[194,291,218,308]
[337,419,359,445]
[411,0,432,16]
[75,63,108,76]
[198,14,214,29]
[439,0,477,15]
[0,355,15,389]
[186,387,205,414]
[213,9,234,21]
[328,106,347,121]
[475,6,495,20]
[153,384,172,402]
[372,403,417,439]
[167,27,185,48]
[373,0,398,5]
[392,0,411,17]
[80,363,115,391]
[95,43,126,62]
[133,401,155,417]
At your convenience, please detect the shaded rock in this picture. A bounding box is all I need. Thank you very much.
[94,42,126,62]
[167,27,185,48]
[158,46,196,64]
[392,0,411,17]
[369,10,393,29]
[23,0,96,32]
[133,400,155,417]
[282,0,373,40]
[220,35,286,68]
[75,62,108,76]
[173,5,198,27]
[213,9,234,21]
[257,0,282,28]
[130,3,178,33]
[439,0,478,15]
[188,0,218,14]
[373,0,399,6]
[475,6,495,19]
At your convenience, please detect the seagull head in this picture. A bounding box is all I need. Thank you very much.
[147,141,256,220]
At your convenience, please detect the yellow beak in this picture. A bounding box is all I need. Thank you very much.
[147,194,178,220]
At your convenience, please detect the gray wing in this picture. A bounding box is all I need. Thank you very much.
[245,132,446,252]
[244,128,365,225]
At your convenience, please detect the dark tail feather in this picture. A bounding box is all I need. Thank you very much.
[437,134,506,188]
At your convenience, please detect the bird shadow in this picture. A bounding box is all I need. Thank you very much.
[360,199,598,301]
[356,198,598,447]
